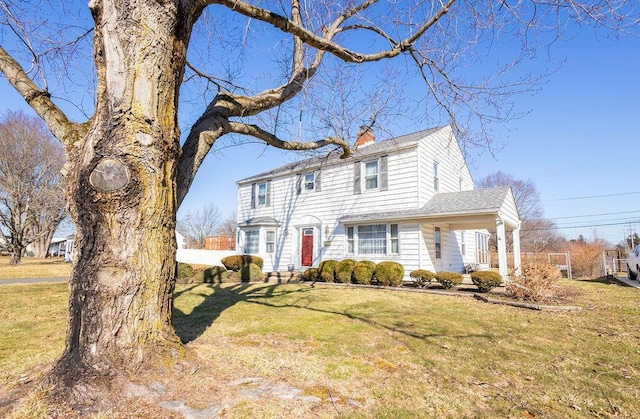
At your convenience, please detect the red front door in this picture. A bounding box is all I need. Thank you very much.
[301,228,314,267]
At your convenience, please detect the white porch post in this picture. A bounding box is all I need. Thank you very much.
[496,217,508,278]
[512,224,522,276]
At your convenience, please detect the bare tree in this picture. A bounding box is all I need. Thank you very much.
[177,204,222,249]
[216,210,238,238]
[0,0,637,409]
[476,171,563,253]
[0,110,67,264]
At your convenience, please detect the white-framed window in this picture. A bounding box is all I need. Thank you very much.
[257,182,267,205]
[459,178,463,191]
[304,173,315,191]
[364,160,379,190]
[476,232,489,264]
[353,156,387,194]
[265,230,276,254]
[460,230,466,255]
[251,180,271,208]
[346,226,355,254]
[390,224,399,254]
[345,223,399,255]
[435,227,441,259]
[244,229,259,254]
[433,162,439,191]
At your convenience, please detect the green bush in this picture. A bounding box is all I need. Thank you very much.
[318,260,337,283]
[240,262,264,282]
[410,269,436,288]
[470,270,502,293]
[302,268,319,282]
[435,271,463,289]
[374,261,404,287]
[196,266,229,284]
[352,260,376,285]
[335,259,357,283]
[221,254,264,271]
[177,262,194,280]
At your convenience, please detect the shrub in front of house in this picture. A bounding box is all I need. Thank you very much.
[470,271,502,293]
[506,263,562,303]
[302,268,318,282]
[198,266,229,283]
[221,255,264,271]
[335,259,357,283]
[240,262,264,282]
[410,269,436,288]
[318,259,337,283]
[374,261,404,287]
[435,271,463,289]
[352,260,376,285]
[177,262,194,281]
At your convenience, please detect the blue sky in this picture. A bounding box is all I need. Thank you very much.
[1,9,638,246]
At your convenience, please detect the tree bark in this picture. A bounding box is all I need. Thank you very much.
[49,0,193,394]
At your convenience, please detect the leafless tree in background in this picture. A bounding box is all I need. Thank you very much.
[177,204,222,249]
[0,0,637,408]
[0,110,67,264]
[476,171,564,253]
[216,210,238,238]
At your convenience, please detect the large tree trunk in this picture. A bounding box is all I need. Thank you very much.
[32,229,55,258]
[50,0,193,398]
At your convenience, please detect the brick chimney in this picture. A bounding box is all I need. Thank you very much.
[356,126,375,147]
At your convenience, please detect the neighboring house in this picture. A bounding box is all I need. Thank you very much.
[204,235,235,250]
[235,125,522,279]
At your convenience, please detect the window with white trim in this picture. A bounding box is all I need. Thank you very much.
[346,226,355,254]
[433,162,439,191]
[345,223,399,255]
[304,173,315,191]
[476,232,489,264]
[460,230,466,255]
[435,227,441,259]
[244,230,259,254]
[265,230,275,254]
[257,182,267,205]
[364,160,378,190]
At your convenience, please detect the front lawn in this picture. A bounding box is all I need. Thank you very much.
[0,256,71,280]
[2,278,639,418]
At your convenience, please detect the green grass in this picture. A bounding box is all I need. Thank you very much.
[0,256,71,280]
[2,278,639,418]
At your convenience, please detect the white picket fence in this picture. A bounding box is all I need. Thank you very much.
[176,249,236,266]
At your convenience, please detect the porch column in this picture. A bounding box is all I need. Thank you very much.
[512,224,522,276]
[496,217,508,278]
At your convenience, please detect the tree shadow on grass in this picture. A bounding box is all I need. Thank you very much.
[172,283,494,344]
[172,282,311,343]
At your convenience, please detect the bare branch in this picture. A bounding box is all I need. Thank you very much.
[0,45,82,144]
[208,0,455,63]
[225,120,351,158]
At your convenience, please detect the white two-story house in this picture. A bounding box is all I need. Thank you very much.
[235,125,522,279]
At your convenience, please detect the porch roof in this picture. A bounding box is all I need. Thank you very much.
[338,187,520,229]
[238,216,281,227]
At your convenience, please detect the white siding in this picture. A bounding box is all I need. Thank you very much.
[235,126,492,274]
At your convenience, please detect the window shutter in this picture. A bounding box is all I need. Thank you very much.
[315,170,321,192]
[380,155,388,191]
[250,183,256,208]
[296,174,302,195]
[266,180,272,206]
[353,162,361,194]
